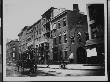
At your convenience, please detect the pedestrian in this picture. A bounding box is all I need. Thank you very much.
[60,59,66,69]
[68,52,74,63]
[46,54,50,68]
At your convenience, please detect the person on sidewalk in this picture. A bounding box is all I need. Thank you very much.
[68,52,74,63]
[46,54,50,68]
[60,59,66,69]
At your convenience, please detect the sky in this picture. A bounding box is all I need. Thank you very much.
[3,0,106,42]
[3,0,87,41]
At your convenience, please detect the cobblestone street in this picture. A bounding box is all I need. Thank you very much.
[6,64,104,77]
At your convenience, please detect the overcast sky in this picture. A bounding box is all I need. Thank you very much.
[3,0,106,42]
[3,0,88,41]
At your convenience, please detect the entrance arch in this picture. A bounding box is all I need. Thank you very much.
[76,47,87,64]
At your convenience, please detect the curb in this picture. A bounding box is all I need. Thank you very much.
[37,64,104,70]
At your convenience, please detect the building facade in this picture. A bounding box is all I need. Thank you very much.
[18,26,30,54]
[51,5,88,64]
[6,39,19,64]
[85,4,104,64]
[26,26,35,49]
[18,4,89,64]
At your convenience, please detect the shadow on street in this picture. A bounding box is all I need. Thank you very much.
[20,69,56,77]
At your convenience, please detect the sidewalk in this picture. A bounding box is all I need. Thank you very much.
[37,64,104,70]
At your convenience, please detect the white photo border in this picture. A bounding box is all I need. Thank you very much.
[3,0,108,81]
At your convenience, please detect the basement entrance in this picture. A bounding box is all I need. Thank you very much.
[76,47,87,64]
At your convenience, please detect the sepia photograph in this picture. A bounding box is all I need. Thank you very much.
[3,0,108,81]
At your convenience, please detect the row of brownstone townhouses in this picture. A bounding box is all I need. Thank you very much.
[6,4,105,65]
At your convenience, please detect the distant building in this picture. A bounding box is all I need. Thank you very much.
[33,19,42,48]
[6,39,19,64]
[18,26,30,53]
[26,26,35,49]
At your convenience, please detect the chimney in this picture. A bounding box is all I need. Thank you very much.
[73,4,79,11]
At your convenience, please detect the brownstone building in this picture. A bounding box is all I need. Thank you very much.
[18,26,30,54]
[17,4,89,64]
[6,39,19,64]
[51,5,88,64]
[26,26,35,49]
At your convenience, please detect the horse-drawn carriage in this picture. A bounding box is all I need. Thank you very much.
[17,48,37,73]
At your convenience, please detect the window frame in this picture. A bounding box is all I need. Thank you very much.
[64,34,67,43]
[57,21,61,29]
[64,50,68,60]
[59,35,61,44]
[62,17,67,27]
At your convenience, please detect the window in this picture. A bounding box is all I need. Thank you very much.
[13,48,15,51]
[59,36,61,44]
[63,18,67,27]
[27,38,31,42]
[77,32,81,42]
[36,38,38,41]
[85,32,89,41]
[13,53,15,58]
[64,34,67,43]
[53,38,57,45]
[71,36,75,44]
[58,21,61,29]
[39,37,41,41]
[39,29,41,34]
[53,23,57,30]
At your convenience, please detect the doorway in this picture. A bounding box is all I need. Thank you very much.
[76,47,87,64]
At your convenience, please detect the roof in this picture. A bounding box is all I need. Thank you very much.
[51,10,68,22]
[6,39,19,46]
[31,19,41,27]
[42,7,56,17]
[18,26,29,36]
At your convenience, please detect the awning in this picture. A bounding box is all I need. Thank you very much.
[85,39,104,46]
[87,48,97,57]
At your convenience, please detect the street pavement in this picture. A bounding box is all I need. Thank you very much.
[6,64,105,77]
